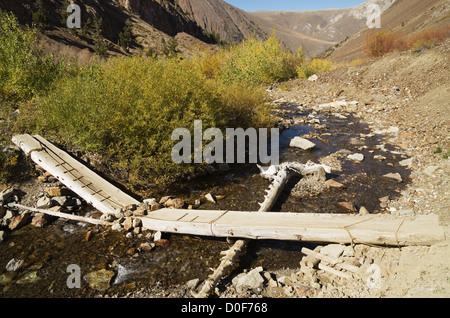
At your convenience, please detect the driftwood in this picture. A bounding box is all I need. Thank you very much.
[301,247,359,273]
[193,162,324,298]
[8,203,112,226]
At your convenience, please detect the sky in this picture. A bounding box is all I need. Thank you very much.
[224,0,367,12]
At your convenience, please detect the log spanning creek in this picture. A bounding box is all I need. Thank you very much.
[0,101,414,298]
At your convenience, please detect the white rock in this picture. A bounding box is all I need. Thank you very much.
[320,244,345,258]
[232,267,265,292]
[290,137,316,150]
[423,166,438,176]
[153,231,162,242]
[205,193,217,204]
[308,74,318,82]
[6,258,24,272]
[399,158,413,167]
[347,153,364,162]
[36,196,52,209]
[383,173,403,183]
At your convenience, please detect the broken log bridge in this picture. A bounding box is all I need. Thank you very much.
[12,134,446,247]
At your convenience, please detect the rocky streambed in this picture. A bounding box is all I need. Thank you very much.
[0,92,420,299]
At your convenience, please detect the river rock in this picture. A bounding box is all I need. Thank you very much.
[16,271,40,285]
[347,153,364,162]
[308,74,318,82]
[0,231,5,243]
[45,187,71,197]
[290,137,316,150]
[123,217,133,231]
[399,158,413,167]
[36,196,52,209]
[9,212,30,230]
[337,202,356,212]
[383,173,403,183]
[84,269,114,292]
[6,258,24,272]
[423,166,439,176]
[325,179,345,188]
[51,196,82,207]
[205,193,217,204]
[232,267,265,293]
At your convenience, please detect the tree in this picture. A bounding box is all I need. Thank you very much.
[32,0,48,30]
[118,19,134,52]
[161,37,179,57]
[92,17,108,58]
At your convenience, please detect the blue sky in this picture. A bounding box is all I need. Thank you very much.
[224,0,367,12]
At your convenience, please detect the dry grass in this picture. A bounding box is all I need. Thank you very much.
[365,24,450,57]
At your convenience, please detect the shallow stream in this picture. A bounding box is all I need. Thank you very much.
[0,102,411,297]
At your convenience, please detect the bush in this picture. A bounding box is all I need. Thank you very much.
[0,11,65,109]
[21,56,273,192]
[297,58,335,79]
[365,30,400,58]
[218,31,300,85]
[365,24,450,57]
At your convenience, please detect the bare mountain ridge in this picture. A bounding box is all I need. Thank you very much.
[176,0,396,57]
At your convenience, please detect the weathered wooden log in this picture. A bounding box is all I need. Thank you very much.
[8,203,111,226]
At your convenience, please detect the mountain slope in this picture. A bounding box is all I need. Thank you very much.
[0,0,216,63]
[328,0,450,62]
[250,0,395,56]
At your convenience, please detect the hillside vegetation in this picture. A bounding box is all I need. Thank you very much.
[0,11,305,195]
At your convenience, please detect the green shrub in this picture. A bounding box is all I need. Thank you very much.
[219,31,299,85]
[22,56,273,193]
[0,11,65,109]
[297,58,335,79]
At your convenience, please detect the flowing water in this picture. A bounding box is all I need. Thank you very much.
[0,102,411,297]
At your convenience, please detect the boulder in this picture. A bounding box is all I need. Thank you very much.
[36,196,52,209]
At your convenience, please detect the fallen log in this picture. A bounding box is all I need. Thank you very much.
[192,162,322,298]
[12,134,140,215]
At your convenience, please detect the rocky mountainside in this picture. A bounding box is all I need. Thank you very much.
[250,0,396,56]
[0,0,216,63]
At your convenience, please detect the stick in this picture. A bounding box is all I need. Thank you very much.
[302,247,359,273]
[8,203,112,226]
[318,263,352,280]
